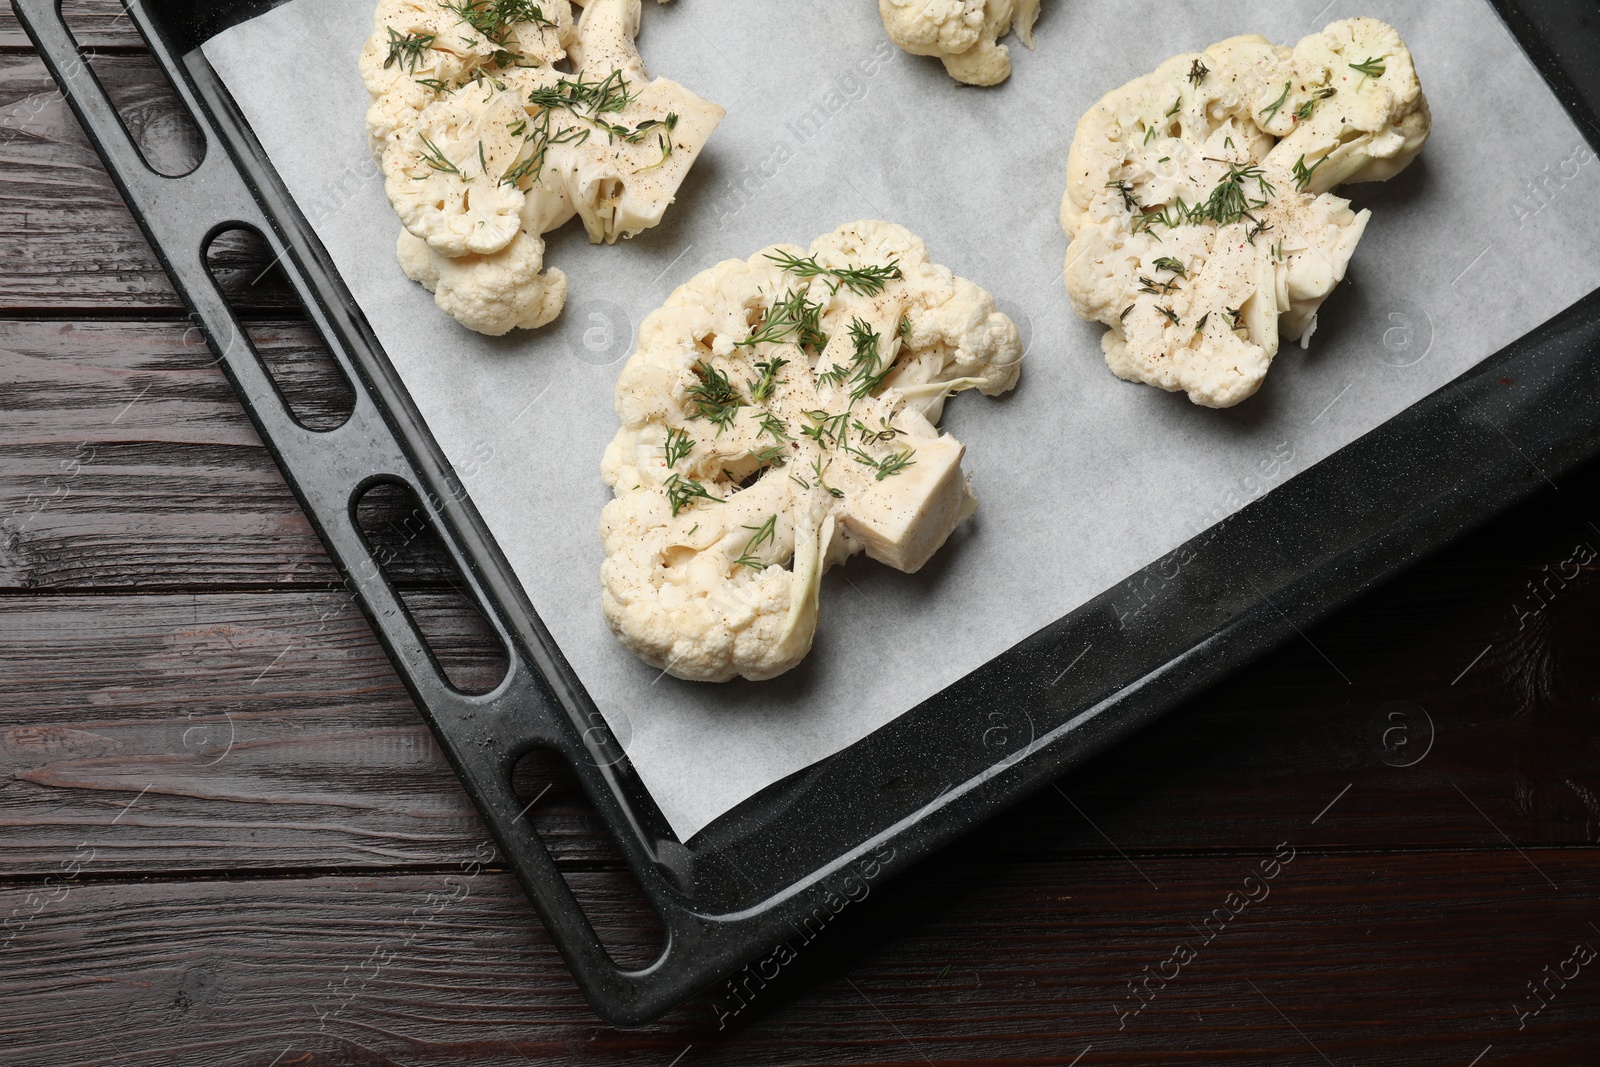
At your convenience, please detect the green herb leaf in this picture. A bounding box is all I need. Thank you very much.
[765,250,903,297]
[663,427,694,468]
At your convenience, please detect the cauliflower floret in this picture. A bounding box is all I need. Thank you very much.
[359,0,574,158]
[398,228,569,335]
[363,0,724,336]
[384,85,530,257]
[878,0,1041,87]
[600,220,1023,683]
[1060,19,1429,408]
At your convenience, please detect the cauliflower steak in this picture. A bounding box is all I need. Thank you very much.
[878,0,1041,86]
[601,221,1023,683]
[361,0,724,336]
[1061,18,1430,408]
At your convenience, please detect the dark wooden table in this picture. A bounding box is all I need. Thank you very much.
[4,6,1600,1064]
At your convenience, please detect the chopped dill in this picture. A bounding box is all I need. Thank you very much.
[1292,153,1329,192]
[663,427,694,468]
[733,515,778,570]
[664,473,715,517]
[1349,55,1388,80]
[686,360,741,432]
[765,250,903,297]
[748,356,789,404]
[1262,81,1292,123]
[384,29,436,73]
[738,289,828,350]
[874,449,916,481]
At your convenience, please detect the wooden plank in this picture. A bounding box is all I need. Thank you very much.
[0,1,144,51]
[1,570,1597,877]
[0,851,1595,1063]
[0,53,297,312]
[0,319,445,588]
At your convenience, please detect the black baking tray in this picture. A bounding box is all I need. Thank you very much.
[16,0,1600,1027]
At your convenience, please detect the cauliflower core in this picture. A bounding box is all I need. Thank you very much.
[600,221,1023,683]
[879,0,1041,86]
[360,0,724,336]
[1061,18,1430,408]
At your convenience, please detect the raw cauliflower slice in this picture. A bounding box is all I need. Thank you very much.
[879,0,1041,87]
[600,220,1022,683]
[364,0,723,336]
[359,0,574,158]
[1060,18,1430,408]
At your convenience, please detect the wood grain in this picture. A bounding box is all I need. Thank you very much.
[0,1,144,52]
[0,54,296,313]
[1,319,439,589]
[1,561,1596,878]
[1,852,1597,1065]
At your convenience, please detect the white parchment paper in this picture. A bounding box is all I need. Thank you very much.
[203,0,1600,839]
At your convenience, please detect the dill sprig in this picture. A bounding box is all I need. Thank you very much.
[1132,161,1275,236]
[765,251,903,297]
[686,360,742,432]
[1132,200,1192,237]
[385,29,436,73]
[749,444,787,468]
[1349,55,1388,79]
[810,457,844,499]
[638,114,679,169]
[855,417,899,445]
[873,449,916,482]
[417,134,465,178]
[846,319,889,402]
[738,290,828,350]
[1197,161,1275,225]
[1138,275,1180,297]
[664,474,716,517]
[1262,82,1292,123]
[733,515,778,571]
[502,110,589,187]
[443,0,553,50]
[528,69,638,117]
[757,412,789,443]
[663,427,694,468]
[800,410,851,449]
[748,357,789,404]
[1292,153,1328,192]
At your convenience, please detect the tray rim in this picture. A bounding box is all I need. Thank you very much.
[16,0,1600,1026]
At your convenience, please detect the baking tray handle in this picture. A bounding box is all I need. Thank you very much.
[9,0,724,1025]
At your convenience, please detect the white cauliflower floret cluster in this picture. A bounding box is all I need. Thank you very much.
[878,0,1041,86]
[1061,17,1431,408]
[359,0,724,336]
[600,221,1023,683]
